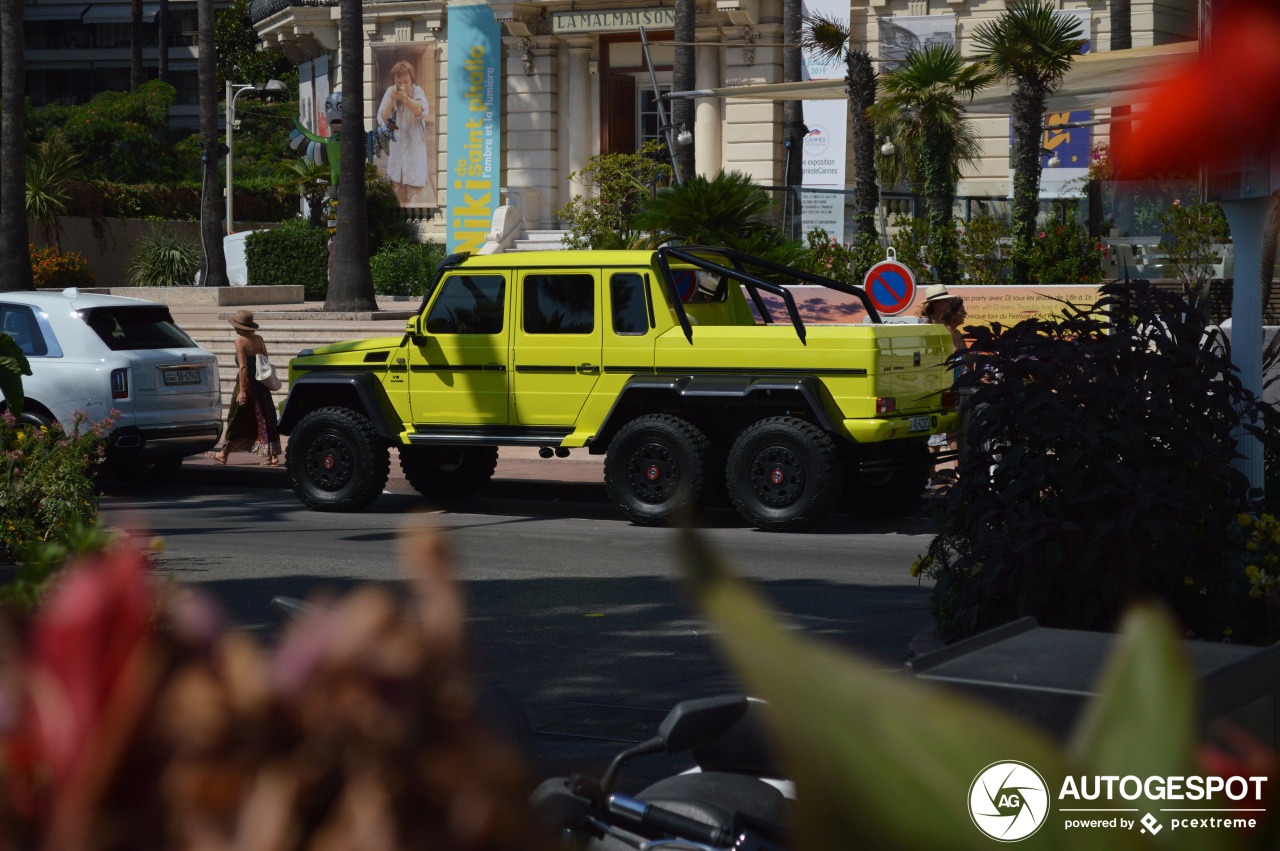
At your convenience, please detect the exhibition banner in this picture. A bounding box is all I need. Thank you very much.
[800,0,848,239]
[446,2,501,254]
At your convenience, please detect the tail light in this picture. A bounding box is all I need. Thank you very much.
[941,390,959,409]
[110,368,129,400]
[876,397,896,415]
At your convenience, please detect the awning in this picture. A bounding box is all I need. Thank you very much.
[669,42,1199,115]
[24,4,90,21]
[81,3,160,24]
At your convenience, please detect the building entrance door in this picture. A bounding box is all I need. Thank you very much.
[601,35,672,155]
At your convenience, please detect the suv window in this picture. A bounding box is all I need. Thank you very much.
[610,273,651,335]
[426,275,506,334]
[81,306,197,351]
[524,274,595,334]
[0,304,50,357]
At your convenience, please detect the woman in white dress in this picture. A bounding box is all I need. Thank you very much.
[377,60,432,205]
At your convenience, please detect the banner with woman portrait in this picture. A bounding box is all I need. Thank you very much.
[370,43,440,210]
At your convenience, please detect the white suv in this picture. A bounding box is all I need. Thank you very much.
[1,288,222,476]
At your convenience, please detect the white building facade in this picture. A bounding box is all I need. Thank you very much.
[248,0,1199,241]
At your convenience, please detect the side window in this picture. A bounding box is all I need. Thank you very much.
[610,273,651,335]
[0,304,49,357]
[425,274,506,334]
[524,274,595,334]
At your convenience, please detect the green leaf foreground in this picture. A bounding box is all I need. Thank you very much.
[675,527,1238,850]
[0,333,33,417]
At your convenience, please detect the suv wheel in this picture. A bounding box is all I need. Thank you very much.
[399,445,498,499]
[287,407,390,512]
[726,417,840,532]
[605,414,709,526]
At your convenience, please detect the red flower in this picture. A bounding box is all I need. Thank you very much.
[1118,3,1280,176]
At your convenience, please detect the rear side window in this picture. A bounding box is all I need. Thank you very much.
[0,304,50,357]
[81,306,197,351]
[524,274,595,334]
[426,274,506,334]
[610,273,651,335]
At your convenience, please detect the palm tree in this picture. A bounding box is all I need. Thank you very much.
[633,170,806,266]
[325,0,376,311]
[782,0,804,193]
[130,0,144,90]
[671,0,695,182]
[197,0,228,287]
[284,159,333,228]
[26,135,83,248]
[972,0,1085,276]
[158,0,170,83]
[0,0,34,292]
[868,44,992,286]
[801,14,878,250]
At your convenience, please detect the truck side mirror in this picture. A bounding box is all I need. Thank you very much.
[406,315,423,339]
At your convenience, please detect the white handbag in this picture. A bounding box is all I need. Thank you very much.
[254,352,282,391]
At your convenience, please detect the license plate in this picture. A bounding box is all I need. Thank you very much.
[908,415,932,433]
[162,368,201,386]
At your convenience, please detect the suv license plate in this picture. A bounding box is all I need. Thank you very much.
[162,368,202,386]
[908,416,931,433]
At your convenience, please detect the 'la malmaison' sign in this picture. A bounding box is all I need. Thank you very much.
[552,8,676,34]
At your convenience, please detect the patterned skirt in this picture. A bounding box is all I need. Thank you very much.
[221,375,281,456]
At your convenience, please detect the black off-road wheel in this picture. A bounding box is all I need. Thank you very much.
[726,417,840,532]
[605,414,709,526]
[287,407,390,512]
[399,445,498,499]
[844,442,931,517]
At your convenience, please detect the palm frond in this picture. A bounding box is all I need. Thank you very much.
[971,0,1085,90]
[800,13,850,62]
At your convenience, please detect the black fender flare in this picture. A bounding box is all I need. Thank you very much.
[277,371,401,441]
[591,374,841,449]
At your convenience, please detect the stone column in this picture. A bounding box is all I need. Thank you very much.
[505,34,556,228]
[565,38,593,200]
[694,29,722,177]
[1223,195,1280,491]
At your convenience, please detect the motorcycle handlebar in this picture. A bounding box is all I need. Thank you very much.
[608,793,730,848]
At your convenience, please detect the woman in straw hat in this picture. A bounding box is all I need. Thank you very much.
[207,310,281,466]
[919,285,966,485]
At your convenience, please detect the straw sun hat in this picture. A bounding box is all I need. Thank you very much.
[227,309,259,332]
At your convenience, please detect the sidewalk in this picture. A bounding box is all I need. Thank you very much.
[187,443,604,488]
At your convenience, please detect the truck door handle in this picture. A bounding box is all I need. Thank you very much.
[577,363,600,374]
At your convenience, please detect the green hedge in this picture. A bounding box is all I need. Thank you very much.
[64,180,297,222]
[245,219,329,298]
[370,242,447,297]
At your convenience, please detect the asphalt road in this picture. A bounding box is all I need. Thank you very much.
[100,470,940,789]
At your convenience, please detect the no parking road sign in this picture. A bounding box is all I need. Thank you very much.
[863,256,917,317]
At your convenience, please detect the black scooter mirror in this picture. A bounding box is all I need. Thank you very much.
[599,694,748,794]
[658,694,748,753]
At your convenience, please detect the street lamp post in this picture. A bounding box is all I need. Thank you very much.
[225,79,288,235]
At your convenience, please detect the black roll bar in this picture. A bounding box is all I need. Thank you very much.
[655,245,884,344]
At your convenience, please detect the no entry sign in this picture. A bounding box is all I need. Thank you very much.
[863,259,917,317]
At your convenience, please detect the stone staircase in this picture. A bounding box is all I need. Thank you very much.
[181,319,404,414]
[512,229,571,252]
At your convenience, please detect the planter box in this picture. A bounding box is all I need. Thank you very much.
[910,617,1280,746]
[38,286,305,306]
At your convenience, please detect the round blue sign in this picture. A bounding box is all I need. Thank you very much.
[863,260,917,317]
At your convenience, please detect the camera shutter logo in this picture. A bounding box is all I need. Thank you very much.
[969,761,1051,842]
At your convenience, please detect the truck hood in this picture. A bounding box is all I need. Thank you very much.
[291,335,403,367]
